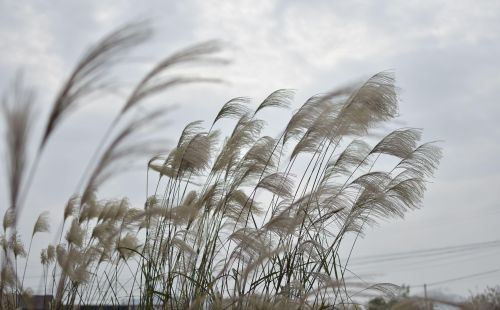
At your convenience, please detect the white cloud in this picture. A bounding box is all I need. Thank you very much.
[189,0,314,92]
[0,2,64,99]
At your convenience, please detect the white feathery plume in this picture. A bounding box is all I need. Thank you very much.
[32,211,50,237]
[213,97,251,125]
[65,219,84,247]
[1,74,35,214]
[322,139,371,183]
[121,40,225,114]
[254,89,295,115]
[40,249,48,266]
[3,208,15,232]
[257,172,295,198]
[0,234,8,253]
[371,128,422,159]
[116,232,140,260]
[335,71,398,137]
[0,264,16,288]
[47,245,56,264]
[396,142,443,177]
[64,195,79,222]
[41,23,151,147]
[9,232,26,258]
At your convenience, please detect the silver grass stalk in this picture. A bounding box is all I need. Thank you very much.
[21,211,51,289]
[1,74,35,217]
[40,22,151,148]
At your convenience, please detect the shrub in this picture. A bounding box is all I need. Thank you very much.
[465,286,500,310]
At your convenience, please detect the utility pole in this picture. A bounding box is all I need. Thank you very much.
[424,284,429,310]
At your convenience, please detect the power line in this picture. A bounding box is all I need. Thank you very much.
[349,239,500,265]
[417,269,500,287]
[354,247,500,274]
[352,239,500,261]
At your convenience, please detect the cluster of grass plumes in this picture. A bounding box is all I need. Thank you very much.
[0,23,442,309]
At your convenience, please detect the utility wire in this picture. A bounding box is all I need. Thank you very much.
[346,240,500,288]
[349,239,500,265]
[414,269,500,287]
[354,247,500,273]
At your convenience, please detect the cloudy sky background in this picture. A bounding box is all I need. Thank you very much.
[1,0,499,299]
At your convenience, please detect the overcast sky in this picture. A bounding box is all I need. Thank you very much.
[1,0,499,299]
